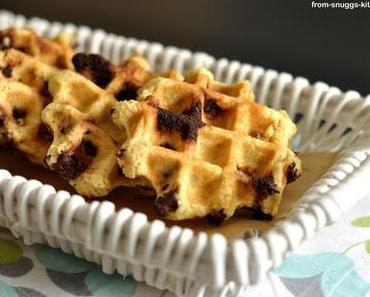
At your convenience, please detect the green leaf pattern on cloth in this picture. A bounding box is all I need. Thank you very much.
[2,212,370,296]
[0,238,23,265]
[0,227,139,297]
[351,216,370,228]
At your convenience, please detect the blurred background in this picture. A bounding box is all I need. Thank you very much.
[2,0,369,95]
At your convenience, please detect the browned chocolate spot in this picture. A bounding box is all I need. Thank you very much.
[154,190,179,217]
[38,123,53,142]
[254,175,279,197]
[207,209,227,226]
[52,139,98,179]
[157,102,204,141]
[1,66,12,78]
[286,162,300,183]
[12,108,26,120]
[83,139,97,156]
[204,99,223,117]
[115,82,138,101]
[72,53,113,88]
[238,166,280,199]
[53,154,81,179]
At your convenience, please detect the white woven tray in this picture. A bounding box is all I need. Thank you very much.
[0,10,369,297]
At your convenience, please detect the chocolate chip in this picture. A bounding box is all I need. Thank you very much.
[252,209,273,221]
[254,176,280,197]
[157,101,204,141]
[286,162,300,184]
[53,154,81,179]
[238,166,280,199]
[207,209,227,226]
[12,108,26,120]
[82,139,97,157]
[1,66,12,78]
[115,82,138,101]
[72,53,113,88]
[204,99,223,117]
[154,190,179,217]
[52,139,98,179]
[38,123,53,142]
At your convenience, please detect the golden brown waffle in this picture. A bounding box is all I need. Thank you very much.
[47,69,123,142]
[35,53,159,195]
[0,48,58,98]
[112,75,301,224]
[0,28,75,165]
[0,28,75,69]
[0,80,51,164]
[41,102,149,197]
[42,73,152,196]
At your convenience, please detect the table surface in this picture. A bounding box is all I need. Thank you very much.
[1,193,370,297]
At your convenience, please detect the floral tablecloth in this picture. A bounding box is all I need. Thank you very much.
[1,195,370,297]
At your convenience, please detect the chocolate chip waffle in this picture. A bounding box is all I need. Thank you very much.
[42,102,150,197]
[112,77,301,224]
[0,29,75,165]
[0,28,75,69]
[0,80,51,164]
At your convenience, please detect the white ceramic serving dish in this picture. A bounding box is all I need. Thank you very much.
[0,10,369,297]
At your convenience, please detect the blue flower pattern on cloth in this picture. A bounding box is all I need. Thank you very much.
[275,252,370,297]
[36,246,138,297]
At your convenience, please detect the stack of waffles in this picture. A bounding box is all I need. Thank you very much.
[0,28,301,225]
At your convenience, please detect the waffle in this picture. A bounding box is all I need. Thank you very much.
[0,29,75,165]
[112,76,301,223]
[41,102,142,197]
[0,28,75,69]
[0,80,51,164]
[47,69,124,142]
[38,54,160,195]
